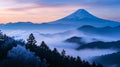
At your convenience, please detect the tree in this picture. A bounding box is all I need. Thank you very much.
[97,63,103,67]
[0,30,6,42]
[40,41,49,50]
[92,62,97,67]
[41,58,48,67]
[53,48,58,54]
[61,49,66,57]
[0,31,103,67]
[27,33,36,45]
[76,56,82,63]
[6,45,40,67]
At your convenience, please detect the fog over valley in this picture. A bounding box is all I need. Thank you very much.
[1,9,120,67]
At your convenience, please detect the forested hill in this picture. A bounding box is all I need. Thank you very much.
[0,31,103,67]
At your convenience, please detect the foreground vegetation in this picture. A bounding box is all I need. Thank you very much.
[0,31,103,67]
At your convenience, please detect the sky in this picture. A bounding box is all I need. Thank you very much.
[0,0,120,24]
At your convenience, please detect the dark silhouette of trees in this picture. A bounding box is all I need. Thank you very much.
[3,45,40,67]
[26,33,37,49]
[92,62,97,67]
[41,58,48,67]
[61,49,66,57]
[40,41,50,50]
[53,48,59,54]
[97,63,103,67]
[77,41,120,50]
[0,33,103,67]
[27,33,37,45]
[0,31,15,60]
[25,34,103,67]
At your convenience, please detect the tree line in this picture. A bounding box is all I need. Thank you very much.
[0,31,103,67]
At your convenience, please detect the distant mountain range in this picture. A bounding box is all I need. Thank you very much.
[65,36,86,45]
[0,9,120,30]
[94,51,120,67]
[65,36,99,45]
[77,40,120,50]
[65,35,120,50]
[77,25,120,38]
[0,22,75,31]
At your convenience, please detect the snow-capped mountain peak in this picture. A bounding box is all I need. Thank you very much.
[50,9,120,27]
[62,9,96,20]
[65,9,96,19]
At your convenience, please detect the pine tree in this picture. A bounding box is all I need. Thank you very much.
[53,48,58,54]
[97,63,103,67]
[61,49,66,57]
[76,56,82,63]
[40,41,49,50]
[41,58,48,67]
[27,33,36,45]
[0,30,5,42]
[92,62,97,67]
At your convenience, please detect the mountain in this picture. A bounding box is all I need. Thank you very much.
[65,36,99,45]
[0,9,120,30]
[50,9,120,27]
[54,9,97,21]
[77,40,120,50]
[77,25,120,38]
[93,52,120,67]
[0,22,75,31]
[65,36,85,45]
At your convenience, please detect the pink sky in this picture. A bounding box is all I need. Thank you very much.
[0,0,120,24]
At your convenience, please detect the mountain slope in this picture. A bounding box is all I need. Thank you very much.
[77,25,120,38]
[60,9,97,20]
[50,9,120,27]
[0,22,75,31]
[93,52,120,67]
[0,9,120,30]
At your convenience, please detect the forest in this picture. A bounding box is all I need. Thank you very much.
[0,31,103,67]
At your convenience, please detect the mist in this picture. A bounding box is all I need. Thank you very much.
[2,29,119,62]
[59,48,117,60]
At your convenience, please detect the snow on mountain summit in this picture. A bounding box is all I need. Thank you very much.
[64,9,96,20]
[50,9,120,27]
[53,9,97,21]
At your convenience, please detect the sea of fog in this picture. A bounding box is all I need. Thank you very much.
[2,30,118,62]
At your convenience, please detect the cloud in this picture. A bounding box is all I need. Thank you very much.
[0,0,120,23]
[1,0,120,11]
[14,0,120,7]
[3,0,118,11]
[6,3,40,11]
